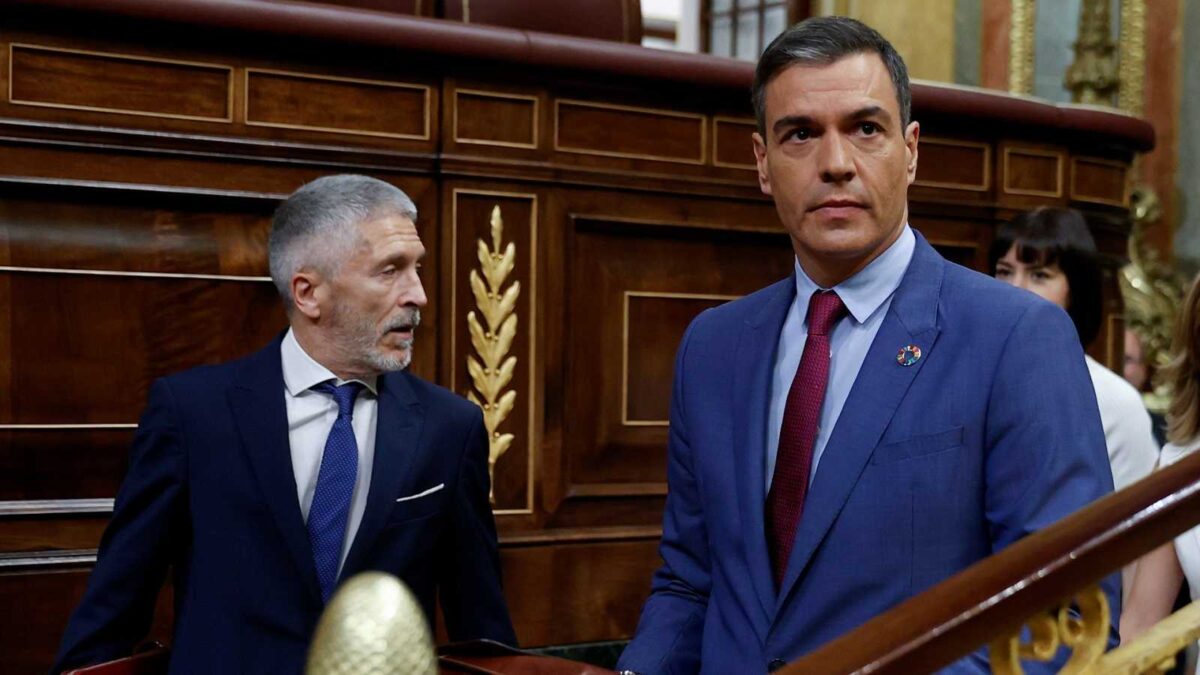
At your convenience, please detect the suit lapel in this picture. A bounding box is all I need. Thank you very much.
[775,235,945,611]
[732,277,796,625]
[228,337,323,605]
[341,371,424,577]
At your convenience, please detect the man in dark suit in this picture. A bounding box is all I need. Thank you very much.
[617,17,1116,674]
[54,174,515,674]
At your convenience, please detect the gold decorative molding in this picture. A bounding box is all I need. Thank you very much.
[1008,0,1037,95]
[465,205,521,503]
[1065,0,1119,106]
[1121,186,1185,414]
[989,584,1109,673]
[0,265,270,283]
[1095,599,1200,673]
[1117,0,1147,114]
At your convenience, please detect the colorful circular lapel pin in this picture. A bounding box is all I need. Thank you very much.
[896,344,922,367]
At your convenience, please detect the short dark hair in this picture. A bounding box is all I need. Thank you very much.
[988,207,1104,346]
[753,16,912,138]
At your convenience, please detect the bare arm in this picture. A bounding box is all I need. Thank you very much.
[1120,542,1185,641]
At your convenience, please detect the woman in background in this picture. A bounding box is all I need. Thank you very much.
[989,207,1158,493]
[1122,273,1200,648]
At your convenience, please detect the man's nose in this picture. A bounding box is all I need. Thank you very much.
[404,274,428,308]
[817,133,855,184]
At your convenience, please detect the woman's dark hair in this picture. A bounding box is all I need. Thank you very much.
[988,207,1103,346]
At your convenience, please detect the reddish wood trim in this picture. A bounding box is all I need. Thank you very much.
[783,449,1200,673]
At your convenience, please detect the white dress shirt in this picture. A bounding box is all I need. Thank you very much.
[766,225,916,491]
[281,328,378,577]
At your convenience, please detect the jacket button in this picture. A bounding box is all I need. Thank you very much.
[768,659,787,672]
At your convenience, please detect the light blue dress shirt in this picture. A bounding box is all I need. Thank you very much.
[766,225,916,491]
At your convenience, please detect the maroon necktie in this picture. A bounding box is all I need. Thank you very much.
[766,290,847,588]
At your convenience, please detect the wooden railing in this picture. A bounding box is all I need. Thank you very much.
[784,448,1200,674]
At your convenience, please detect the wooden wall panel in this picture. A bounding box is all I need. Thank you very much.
[0,569,174,675]
[562,217,790,504]
[2,515,109,554]
[500,538,659,647]
[8,44,232,122]
[555,100,706,164]
[623,294,729,425]
[7,274,283,421]
[1071,157,1129,207]
[0,430,132,501]
[913,138,991,193]
[1002,146,1065,199]
[245,69,431,139]
[454,89,539,149]
[712,117,757,170]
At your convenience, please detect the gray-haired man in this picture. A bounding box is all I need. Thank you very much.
[55,175,515,674]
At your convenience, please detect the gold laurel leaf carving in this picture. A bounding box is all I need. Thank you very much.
[463,204,521,504]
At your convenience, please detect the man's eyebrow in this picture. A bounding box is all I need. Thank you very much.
[848,105,890,122]
[771,114,813,135]
[771,106,893,135]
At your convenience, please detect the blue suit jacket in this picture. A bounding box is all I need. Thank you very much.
[619,234,1116,674]
[53,336,515,674]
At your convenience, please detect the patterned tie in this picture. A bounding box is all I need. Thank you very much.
[308,380,364,603]
[766,290,847,588]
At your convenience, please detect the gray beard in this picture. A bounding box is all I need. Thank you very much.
[334,307,420,375]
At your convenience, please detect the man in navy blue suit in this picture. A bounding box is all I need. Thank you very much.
[54,175,515,674]
[618,17,1116,675]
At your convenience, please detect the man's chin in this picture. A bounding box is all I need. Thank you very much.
[371,346,412,373]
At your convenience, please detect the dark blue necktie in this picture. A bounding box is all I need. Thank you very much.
[307,380,364,602]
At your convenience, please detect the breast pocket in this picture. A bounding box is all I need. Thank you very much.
[870,427,964,465]
[384,488,446,527]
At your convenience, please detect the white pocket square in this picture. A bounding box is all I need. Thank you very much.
[395,483,445,503]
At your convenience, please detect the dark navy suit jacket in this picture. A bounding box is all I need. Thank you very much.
[53,336,515,674]
[618,233,1117,674]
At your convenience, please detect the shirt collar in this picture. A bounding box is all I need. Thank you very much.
[793,224,916,325]
[281,328,378,396]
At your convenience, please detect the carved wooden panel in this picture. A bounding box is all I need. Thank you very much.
[0,569,173,675]
[562,215,791,506]
[555,99,706,164]
[454,89,539,149]
[8,43,232,122]
[913,138,991,192]
[1071,157,1129,207]
[712,116,757,169]
[499,538,659,646]
[246,69,431,139]
[1002,146,1065,198]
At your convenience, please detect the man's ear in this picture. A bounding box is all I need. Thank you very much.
[752,132,772,196]
[904,120,920,185]
[291,269,323,320]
